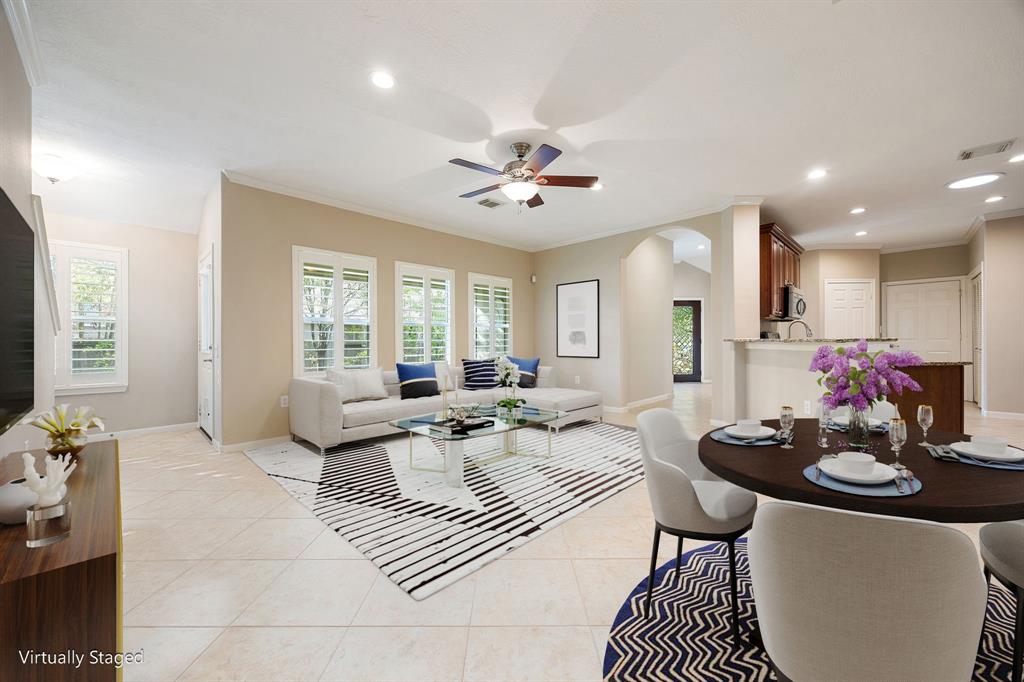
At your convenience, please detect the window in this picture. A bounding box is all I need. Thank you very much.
[293,247,376,376]
[50,241,128,394]
[469,273,512,359]
[396,262,454,364]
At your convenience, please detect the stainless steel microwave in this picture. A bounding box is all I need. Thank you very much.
[784,285,807,319]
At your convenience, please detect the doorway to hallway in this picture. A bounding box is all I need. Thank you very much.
[672,299,702,382]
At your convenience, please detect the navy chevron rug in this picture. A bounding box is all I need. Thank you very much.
[605,539,1016,681]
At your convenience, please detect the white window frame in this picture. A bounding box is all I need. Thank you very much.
[468,272,513,359]
[51,240,129,395]
[395,261,455,365]
[292,246,378,377]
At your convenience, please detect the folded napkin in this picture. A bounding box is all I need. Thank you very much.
[926,444,1024,471]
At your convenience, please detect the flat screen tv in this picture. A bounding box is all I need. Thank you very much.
[0,186,34,437]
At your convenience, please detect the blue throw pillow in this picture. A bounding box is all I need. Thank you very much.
[396,362,439,399]
[509,356,540,388]
[462,358,499,390]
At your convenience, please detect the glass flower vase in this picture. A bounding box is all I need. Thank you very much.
[847,408,871,449]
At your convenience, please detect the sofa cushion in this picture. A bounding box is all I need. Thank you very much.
[462,358,499,391]
[343,395,444,428]
[509,356,540,388]
[518,387,602,413]
[326,367,388,403]
[396,362,440,399]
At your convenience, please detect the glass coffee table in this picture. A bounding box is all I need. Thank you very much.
[390,406,566,487]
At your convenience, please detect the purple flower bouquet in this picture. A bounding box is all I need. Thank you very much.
[810,340,923,446]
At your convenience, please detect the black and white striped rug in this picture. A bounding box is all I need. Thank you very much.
[605,539,1017,680]
[245,420,643,599]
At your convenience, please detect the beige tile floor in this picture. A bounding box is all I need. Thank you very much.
[121,384,1012,681]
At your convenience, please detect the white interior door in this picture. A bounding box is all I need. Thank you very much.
[970,273,983,405]
[885,280,961,363]
[823,280,876,338]
[198,251,215,438]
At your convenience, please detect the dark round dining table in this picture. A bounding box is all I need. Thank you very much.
[699,418,1024,523]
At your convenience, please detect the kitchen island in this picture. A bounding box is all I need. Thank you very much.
[725,339,969,430]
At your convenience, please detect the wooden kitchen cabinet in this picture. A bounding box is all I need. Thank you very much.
[759,223,804,319]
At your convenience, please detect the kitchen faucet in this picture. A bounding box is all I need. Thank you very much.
[788,319,813,339]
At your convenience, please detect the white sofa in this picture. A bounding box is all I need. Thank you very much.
[288,363,603,453]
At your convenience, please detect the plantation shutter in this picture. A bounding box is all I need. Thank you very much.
[470,274,513,359]
[398,264,452,364]
[295,248,376,375]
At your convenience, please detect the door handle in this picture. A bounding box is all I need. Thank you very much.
[202,359,213,364]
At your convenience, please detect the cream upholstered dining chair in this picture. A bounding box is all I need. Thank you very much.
[831,400,898,421]
[635,408,757,640]
[980,520,1024,682]
[748,501,987,682]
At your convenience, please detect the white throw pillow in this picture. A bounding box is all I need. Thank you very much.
[326,367,388,403]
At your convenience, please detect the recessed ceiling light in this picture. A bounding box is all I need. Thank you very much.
[807,168,827,180]
[947,173,1003,189]
[697,244,706,250]
[985,195,1005,203]
[855,231,867,237]
[370,71,395,89]
[850,207,866,214]
[1010,154,1024,163]
[590,182,603,191]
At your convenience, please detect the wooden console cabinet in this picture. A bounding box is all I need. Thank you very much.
[759,222,804,319]
[0,440,122,681]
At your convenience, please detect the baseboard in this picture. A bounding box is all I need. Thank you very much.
[221,435,291,453]
[627,393,673,409]
[981,410,1024,421]
[603,405,628,414]
[87,421,198,442]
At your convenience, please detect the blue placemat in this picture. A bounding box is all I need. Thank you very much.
[939,450,1024,471]
[802,464,921,497]
[827,422,890,434]
[710,429,781,447]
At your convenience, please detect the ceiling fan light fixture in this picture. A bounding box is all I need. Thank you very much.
[591,182,603,191]
[500,181,539,202]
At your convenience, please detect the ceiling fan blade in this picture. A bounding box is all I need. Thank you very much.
[535,175,599,188]
[526,193,544,208]
[459,183,504,198]
[523,144,562,176]
[449,158,505,176]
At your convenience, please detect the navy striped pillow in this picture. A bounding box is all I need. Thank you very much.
[462,358,499,390]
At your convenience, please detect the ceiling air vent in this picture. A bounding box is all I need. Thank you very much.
[477,197,504,209]
[957,139,1016,161]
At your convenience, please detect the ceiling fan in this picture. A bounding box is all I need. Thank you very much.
[449,142,599,208]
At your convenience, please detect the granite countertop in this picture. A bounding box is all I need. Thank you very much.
[726,338,899,343]
[920,361,973,366]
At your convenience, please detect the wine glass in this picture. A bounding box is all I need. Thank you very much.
[817,401,831,448]
[889,418,907,471]
[917,405,934,446]
[780,406,795,450]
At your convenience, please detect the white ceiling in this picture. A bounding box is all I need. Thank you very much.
[662,229,712,272]
[24,1,1024,251]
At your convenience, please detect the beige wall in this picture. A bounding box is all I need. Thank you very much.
[623,236,674,404]
[46,214,199,431]
[982,215,1024,414]
[879,244,969,282]
[799,249,881,334]
[532,210,725,409]
[219,178,535,445]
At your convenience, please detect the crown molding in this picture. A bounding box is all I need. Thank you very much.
[730,195,765,206]
[802,243,884,252]
[221,171,530,252]
[964,215,985,242]
[2,0,46,86]
[879,239,973,255]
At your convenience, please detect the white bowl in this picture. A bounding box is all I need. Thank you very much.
[734,419,762,437]
[972,435,1008,455]
[837,451,876,476]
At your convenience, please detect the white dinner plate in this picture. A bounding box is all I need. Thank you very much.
[818,459,898,485]
[830,415,883,428]
[948,441,1024,463]
[724,425,777,440]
